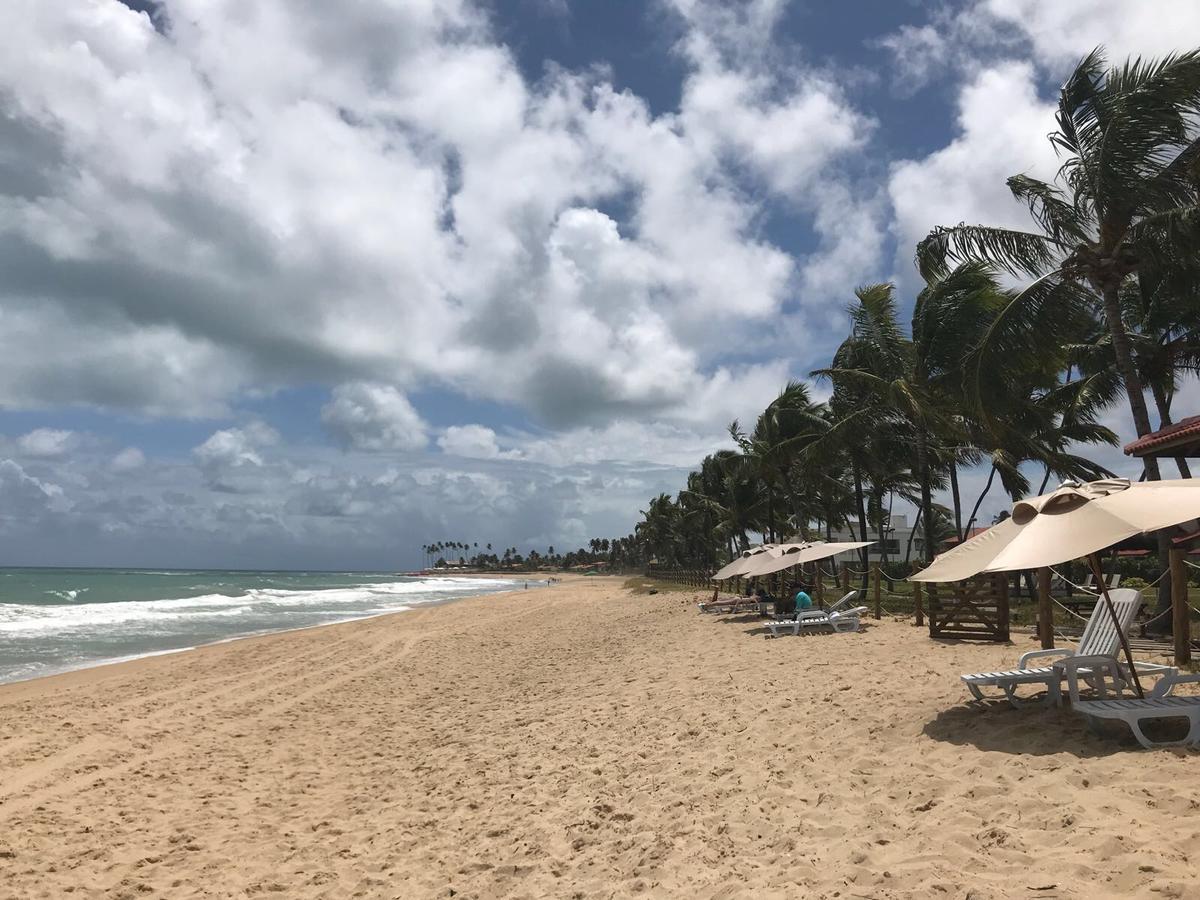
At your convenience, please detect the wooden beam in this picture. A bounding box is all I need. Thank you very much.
[872,563,881,620]
[1037,567,1054,650]
[1171,548,1191,667]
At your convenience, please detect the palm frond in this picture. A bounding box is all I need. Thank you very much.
[916,224,1063,281]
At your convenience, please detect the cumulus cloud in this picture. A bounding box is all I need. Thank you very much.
[438,425,504,459]
[878,0,1200,88]
[0,0,885,442]
[982,0,1200,69]
[321,383,428,452]
[193,421,279,492]
[887,61,1059,283]
[111,447,146,471]
[17,428,77,458]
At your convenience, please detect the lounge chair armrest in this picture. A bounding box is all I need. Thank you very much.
[1149,672,1200,699]
[1018,648,1072,668]
[1055,654,1119,672]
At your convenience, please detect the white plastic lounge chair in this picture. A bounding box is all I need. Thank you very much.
[960,589,1145,708]
[762,592,859,636]
[698,595,761,614]
[1107,573,1122,589]
[825,591,860,613]
[802,607,867,633]
[765,602,868,637]
[1074,673,1200,749]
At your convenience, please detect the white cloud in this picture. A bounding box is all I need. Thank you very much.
[17,428,77,458]
[879,0,1200,89]
[194,422,278,467]
[111,446,146,471]
[0,0,875,436]
[982,0,1200,69]
[888,61,1058,278]
[438,424,504,459]
[321,383,428,452]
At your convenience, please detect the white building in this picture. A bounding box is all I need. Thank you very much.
[826,513,925,563]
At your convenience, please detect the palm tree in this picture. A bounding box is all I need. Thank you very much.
[813,283,951,565]
[729,381,826,543]
[917,48,1200,479]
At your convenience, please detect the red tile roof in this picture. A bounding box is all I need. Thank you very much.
[1124,415,1200,457]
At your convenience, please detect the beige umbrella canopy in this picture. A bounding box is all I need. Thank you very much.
[711,544,775,581]
[738,541,875,578]
[911,477,1200,698]
[911,478,1200,582]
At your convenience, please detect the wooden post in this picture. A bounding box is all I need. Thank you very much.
[913,579,924,627]
[812,563,824,604]
[841,564,850,592]
[1037,567,1054,650]
[1171,548,1191,667]
[996,573,1010,642]
[872,563,881,620]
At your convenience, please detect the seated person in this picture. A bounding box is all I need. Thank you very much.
[793,586,814,613]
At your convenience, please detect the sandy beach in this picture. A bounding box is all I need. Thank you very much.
[1,576,1197,899]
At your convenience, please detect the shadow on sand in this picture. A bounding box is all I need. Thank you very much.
[920,700,1197,757]
[740,619,878,638]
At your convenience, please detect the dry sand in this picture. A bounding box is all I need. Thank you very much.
[1,576,1198,899]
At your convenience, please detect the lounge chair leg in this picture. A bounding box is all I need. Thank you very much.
[966,684,987,702]
[1002,683,1053,709]
[1127,719,1160,750]
[1127,716,1195,750]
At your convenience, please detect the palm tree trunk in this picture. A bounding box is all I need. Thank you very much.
[965,464,997,534]
[915,431,937,565]
[1150,380,1191,478]
[1100,281,1171,615]
[949,463,964,541]
[1039,464,1053,494]
[904,507,922,565]
[852,465,870,589]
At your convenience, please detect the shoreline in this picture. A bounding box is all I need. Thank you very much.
[0,574,539,692]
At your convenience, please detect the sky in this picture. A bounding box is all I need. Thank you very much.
[1,0,1199,570]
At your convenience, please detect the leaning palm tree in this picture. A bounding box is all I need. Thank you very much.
[917,48,1200,480]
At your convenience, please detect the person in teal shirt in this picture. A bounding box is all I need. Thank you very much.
[793,587,813,612]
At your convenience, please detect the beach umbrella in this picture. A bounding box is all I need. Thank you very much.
[911,477,1200,697]
[738,541,875,578]
[711,544,775,581]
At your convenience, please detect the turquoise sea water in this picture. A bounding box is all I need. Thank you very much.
[0,568,527,684]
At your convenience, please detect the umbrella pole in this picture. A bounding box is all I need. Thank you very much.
[1088,553,1144,700]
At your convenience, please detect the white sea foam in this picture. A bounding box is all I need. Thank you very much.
[0,577,518,635]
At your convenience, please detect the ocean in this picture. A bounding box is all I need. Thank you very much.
[0,568,531,684]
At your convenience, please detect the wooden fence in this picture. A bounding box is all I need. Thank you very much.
[926,575,1010,642]
[643,568,713,589]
